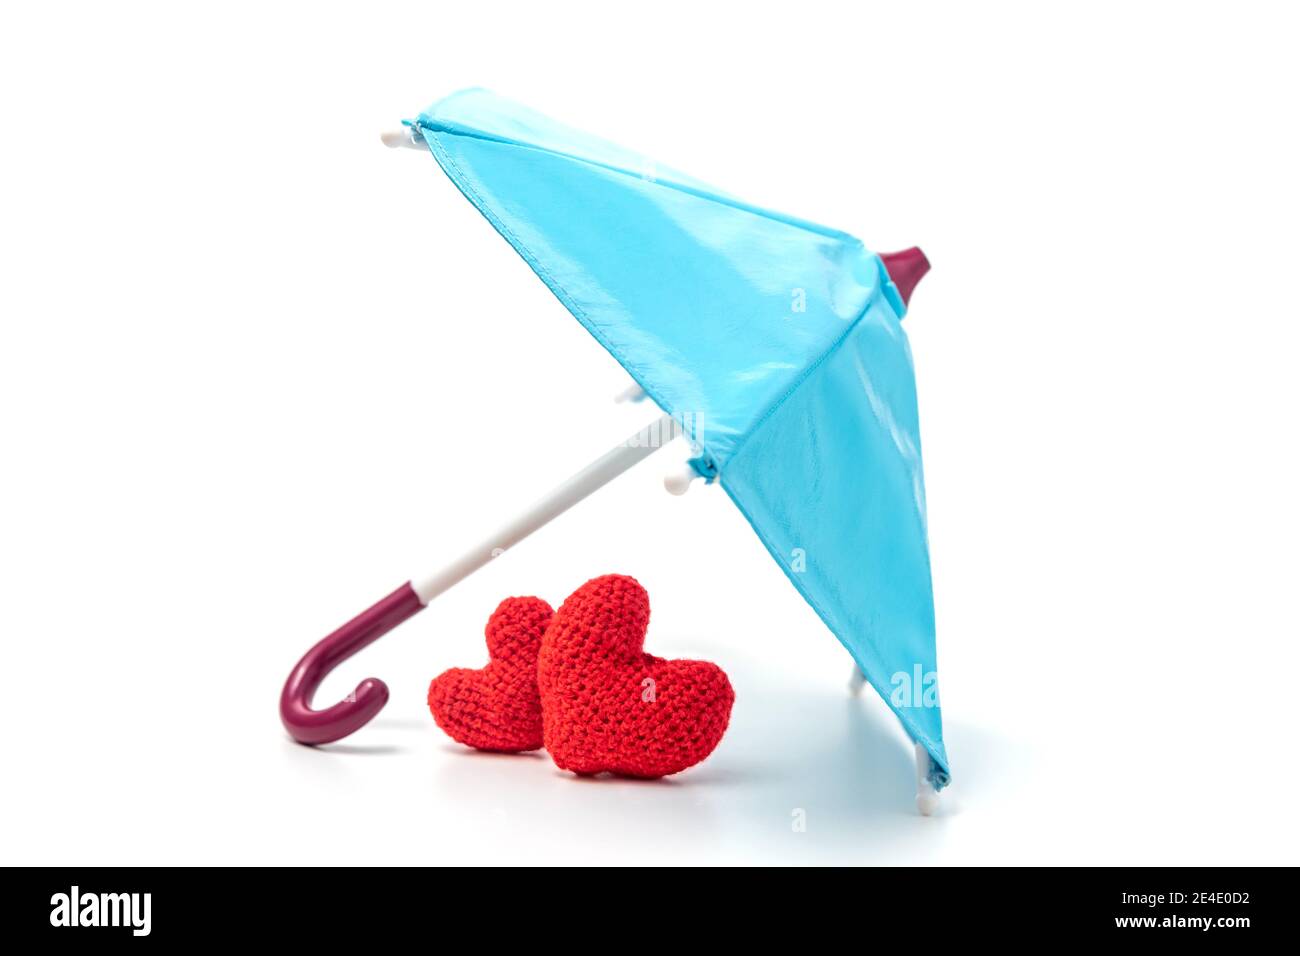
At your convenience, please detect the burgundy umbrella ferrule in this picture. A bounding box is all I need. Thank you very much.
[880,247,930,307]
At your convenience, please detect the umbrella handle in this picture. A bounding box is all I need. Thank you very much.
[279,413,681,745]
[279,583,424,745]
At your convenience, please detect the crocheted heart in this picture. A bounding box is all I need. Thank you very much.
[428,595,554,753]
[538,574,734,778]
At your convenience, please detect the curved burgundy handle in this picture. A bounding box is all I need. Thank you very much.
[280,582,426,745]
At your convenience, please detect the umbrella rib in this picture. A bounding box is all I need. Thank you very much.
[411,115,861,244]
[724,287,894,467]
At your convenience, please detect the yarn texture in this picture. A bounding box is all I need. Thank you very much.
[427,595,554,752]
[538,574,734,778]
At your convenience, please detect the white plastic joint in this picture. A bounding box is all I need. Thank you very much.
[664,461,702,496]
[380,128,425,150]
[915,743,940,816]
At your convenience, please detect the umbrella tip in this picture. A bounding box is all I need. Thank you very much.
[380,127,425,150]
[880,247,931,308]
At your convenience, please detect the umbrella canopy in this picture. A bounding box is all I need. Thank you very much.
[407,89,949,788]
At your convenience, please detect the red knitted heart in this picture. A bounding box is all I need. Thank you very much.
[428,595,554,753]
[538,574,734,778]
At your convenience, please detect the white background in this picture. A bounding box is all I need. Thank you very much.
[2,1,1297,865]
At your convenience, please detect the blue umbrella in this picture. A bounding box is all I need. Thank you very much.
[282,89,949,813]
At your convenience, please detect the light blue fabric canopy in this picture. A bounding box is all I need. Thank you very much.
[409,89,949,787]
